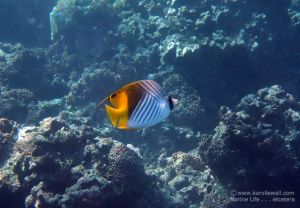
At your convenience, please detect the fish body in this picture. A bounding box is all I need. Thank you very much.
[98,80,176,129]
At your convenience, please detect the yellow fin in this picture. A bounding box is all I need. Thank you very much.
[105,105,121,128]
[105,104,129,129]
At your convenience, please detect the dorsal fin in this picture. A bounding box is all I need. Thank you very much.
[96,96,110,109]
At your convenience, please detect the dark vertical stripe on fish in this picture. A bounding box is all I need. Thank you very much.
[149,101,159,121]
[130,93,145,120]
[135,94,151,123]
[137,95,153,123]
[141,81,161,98]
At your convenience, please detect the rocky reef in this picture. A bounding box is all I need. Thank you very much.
[2,86,300,207]
[0,118,17,166]
[0,117,153,208]
[199,85,300,207]
[48,0,300,113]
[0,0,300,207]
[0,117,226,208]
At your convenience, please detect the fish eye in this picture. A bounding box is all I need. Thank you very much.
[111,93,116,98]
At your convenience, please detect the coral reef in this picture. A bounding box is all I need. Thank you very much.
[0,118,170,208]
[46,0,300,130]
[0,117,228,208]
[148,151,229,208]
[0,43,68,123]
[161,73,214,130]
[199,85,300,207]
[0,0,300,207]
[0,88,34,123]
[2,0,299,128]
[0,118,17,165]
[49,0,119,61]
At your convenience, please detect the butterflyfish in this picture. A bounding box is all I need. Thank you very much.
[98,80,177,129]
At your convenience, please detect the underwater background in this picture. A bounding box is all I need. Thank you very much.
[0,0,300,207]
